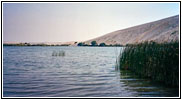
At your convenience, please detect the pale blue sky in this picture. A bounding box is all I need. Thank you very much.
[3,2,179,42]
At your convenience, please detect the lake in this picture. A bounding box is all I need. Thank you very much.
[3,46,179,97]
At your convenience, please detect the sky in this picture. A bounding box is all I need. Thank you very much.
[3,2,180,43]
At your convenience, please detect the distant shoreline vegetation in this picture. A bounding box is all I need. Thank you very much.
[77,41,123,47]
[3,41,123,47]
[119,41,179,87]
[3,43,70,46]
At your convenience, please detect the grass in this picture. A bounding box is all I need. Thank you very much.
[119,41,179,87]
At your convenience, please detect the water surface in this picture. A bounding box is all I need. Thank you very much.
[3,46,179,97]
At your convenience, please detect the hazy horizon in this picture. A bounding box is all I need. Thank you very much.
[3,2,179,43]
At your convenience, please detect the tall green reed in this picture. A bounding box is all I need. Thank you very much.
[119,41,179,87]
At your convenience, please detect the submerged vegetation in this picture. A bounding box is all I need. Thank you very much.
[52,51,65,56]
[119,41,179,87]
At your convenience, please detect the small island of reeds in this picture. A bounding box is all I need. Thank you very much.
[119,41,179,87]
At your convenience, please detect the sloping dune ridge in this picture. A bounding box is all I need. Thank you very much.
[85,15,179,45]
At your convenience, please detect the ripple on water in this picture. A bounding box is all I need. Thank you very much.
[3,46,179,97]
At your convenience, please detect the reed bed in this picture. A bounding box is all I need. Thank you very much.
[119,41,179,87]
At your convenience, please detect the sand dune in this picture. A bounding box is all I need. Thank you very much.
[84,15,179,45]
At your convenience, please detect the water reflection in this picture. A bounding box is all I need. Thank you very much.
[119,70,179,97]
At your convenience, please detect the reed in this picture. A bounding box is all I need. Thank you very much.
[119,41,179,87]
[52,51,65,56]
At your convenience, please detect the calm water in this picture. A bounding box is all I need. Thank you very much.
[3,46,179,97]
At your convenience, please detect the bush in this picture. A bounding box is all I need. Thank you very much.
[119,41,179,87]
[91,41,97,46]
[99,43,106,46]
[77,42,84,46]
